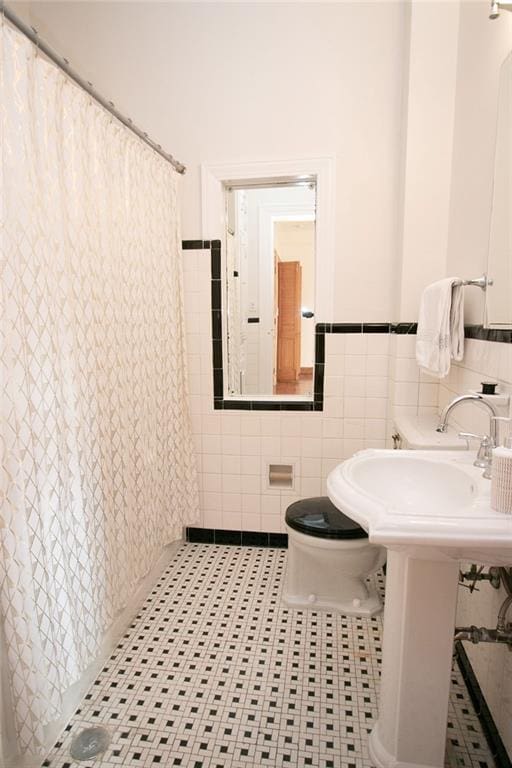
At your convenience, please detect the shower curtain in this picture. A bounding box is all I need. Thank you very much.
[0,20,199,756]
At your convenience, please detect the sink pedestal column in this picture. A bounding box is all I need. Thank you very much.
[369,550,460,768]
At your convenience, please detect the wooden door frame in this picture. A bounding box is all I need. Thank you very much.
[257,204,315,393]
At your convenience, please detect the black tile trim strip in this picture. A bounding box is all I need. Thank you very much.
[465,325,512,344]
[182,239,211,250]
[186,527,288,548]
[185,239,512,411]
[391,322,418,335]
[454,640,512,768]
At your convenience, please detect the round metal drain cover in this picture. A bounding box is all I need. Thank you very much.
[70,726,111,762]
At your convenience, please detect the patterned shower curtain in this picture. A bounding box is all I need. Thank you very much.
[0,20,199,755]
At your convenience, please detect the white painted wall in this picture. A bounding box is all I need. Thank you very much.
[446,2,512,324]
[15,0,406,323]
[397,1,460,321]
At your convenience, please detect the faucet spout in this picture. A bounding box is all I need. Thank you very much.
[436,394,498,441]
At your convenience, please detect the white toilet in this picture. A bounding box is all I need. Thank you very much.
[283,497,386,617]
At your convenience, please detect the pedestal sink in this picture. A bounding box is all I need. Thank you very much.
[327,449,512,768]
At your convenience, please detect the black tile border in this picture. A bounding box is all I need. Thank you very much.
[454,640,511,768]
[186,527,288,548]
[181,240,512,412]
[391,322,418,335]
[465,325,512,344]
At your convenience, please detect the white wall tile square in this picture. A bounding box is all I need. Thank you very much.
[260,513,282,533]
[260,494,282,515]
[222,510,242,529]
[240,415,261,435]
[344,417,364,438]
[221,414,241,435]
[345,355,367,376]
[301,457,322,478]
[222,493,242,513]
[240,436,261,456]
[366,377,388,398]
[300,416,323,437]
[301,437,323,457]
[344,397,366,418]
[365,398,388,419]
[345,335,367,355]
[203,474,222,492]
[261,436,281,455]
[241,455,261,475]
[366,355,389,377]
[300,477,322,496]
[344,375,366,397]
[419,382,439,407]
[367,334,390,355]
[241,494,261,515]
[393,382,419,407]
[203,491,222,511]
[241,474,261,494]
[240,511,262,531]
[202,434,221,454]
[280,414,302,437]
[222,474,242,493]
[322,418,343,438]
[221,435,241,455]
[281,436,302,457]
[260,415,282,436]
[222,454,241,475]
[321,437,344,458]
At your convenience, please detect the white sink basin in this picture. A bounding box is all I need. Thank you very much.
[349,454,476,516]
[328,450,512,768]
[327,449,512,565]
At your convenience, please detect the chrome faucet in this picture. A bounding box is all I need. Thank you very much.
[437,394,498,438]
[436,394,499,478]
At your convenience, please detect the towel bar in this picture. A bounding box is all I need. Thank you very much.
[456,274,494,291]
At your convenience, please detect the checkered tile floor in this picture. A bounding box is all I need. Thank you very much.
[41,544,495,768]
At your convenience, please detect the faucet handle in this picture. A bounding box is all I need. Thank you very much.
[458,431,485,442]
[458,432,494,471]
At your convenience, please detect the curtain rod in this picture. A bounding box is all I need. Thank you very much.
[1,2,186,175]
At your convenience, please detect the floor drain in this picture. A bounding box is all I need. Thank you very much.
[69,726,111,762]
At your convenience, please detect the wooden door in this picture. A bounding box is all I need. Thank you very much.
[277,261,302,382]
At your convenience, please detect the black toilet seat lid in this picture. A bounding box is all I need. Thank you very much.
[285,497,367,540]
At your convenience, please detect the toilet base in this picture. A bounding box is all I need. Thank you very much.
[283,525,386,618]
[282,588,382,617]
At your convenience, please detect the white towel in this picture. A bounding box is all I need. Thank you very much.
[415,277,464,378]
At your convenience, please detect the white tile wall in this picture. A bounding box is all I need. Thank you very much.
[182,248,390,533]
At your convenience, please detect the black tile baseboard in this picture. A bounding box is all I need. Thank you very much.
[454,640,511,768]
[186,527,288,548]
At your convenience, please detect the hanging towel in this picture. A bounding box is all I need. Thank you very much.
[415,278,464,378]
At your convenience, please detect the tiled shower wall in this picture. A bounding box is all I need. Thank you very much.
[182,247,391,533]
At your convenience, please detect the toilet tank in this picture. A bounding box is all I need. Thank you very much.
[392,413,468,451]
